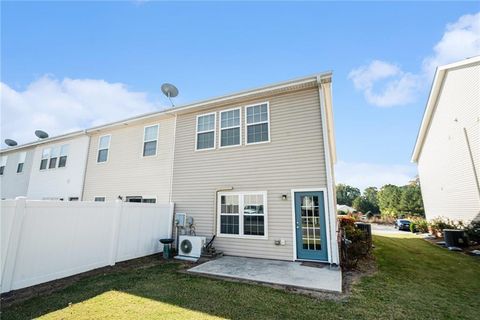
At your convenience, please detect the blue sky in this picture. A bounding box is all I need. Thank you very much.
[2,1,479,189]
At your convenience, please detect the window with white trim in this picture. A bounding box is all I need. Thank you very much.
[220,108,241,147]
[17,152,26,173]
[94,196,106,202]
[0,156,7,175]
[143,125,159,156]
[58,145,69,168]
[40,148,50,170]
[246,103,269,144]
[97,135,110,163]
[49,147,59,169]
[218,192,267,237]
[196,113,216,150]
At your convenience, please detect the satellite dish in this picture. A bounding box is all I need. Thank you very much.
[161,83,179,106]
[35,130,49,139]
[4,139,18,147]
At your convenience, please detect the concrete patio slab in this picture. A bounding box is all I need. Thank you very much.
[188,256,342,293]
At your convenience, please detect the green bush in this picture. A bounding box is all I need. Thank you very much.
[465,220,480,243]
[338,216,370,269]
[410,222,416,233]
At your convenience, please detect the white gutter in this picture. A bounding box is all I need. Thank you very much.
[0,130,86,154]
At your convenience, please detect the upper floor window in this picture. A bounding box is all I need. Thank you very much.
[49,147,59,169]
[196,113,216,150]
[40,148,50,170]
[246,103,270,144]
[220,108,241,147]
[143,125,159,157]
[0,156,7,175]
[58,145,69,168]
[97,135,110,163]
[17,152,26,173]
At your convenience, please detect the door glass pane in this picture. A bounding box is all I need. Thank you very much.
[300,195,321,251]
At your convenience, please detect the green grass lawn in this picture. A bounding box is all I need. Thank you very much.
[2,235,479,320]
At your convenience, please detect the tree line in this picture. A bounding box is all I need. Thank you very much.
[336,178,425,217]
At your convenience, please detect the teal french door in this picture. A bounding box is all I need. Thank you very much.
[294,191,328,261]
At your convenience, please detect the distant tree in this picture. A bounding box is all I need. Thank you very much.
[377,184,402,217]
[352,196,373,214]
[399,178,425,217]
[363,187,380,214]
[336,184,361,206]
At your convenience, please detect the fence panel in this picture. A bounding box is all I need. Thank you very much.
[0,199,174,293]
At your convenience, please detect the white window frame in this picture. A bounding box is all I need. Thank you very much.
[219,107,242,148]
[94,196,106,202]
[142,124,159,157]
[217,191,268,239]
[40,148,50,171]
[245,101,271,145]
[97,134,111,163]
[58,144,69,168]
[16,152,26,174]
[0,156,7,175]
[195,112,216,151]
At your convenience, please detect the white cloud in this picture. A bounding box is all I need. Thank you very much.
[1,76,161,146]
[350,11,480,107]
[422,11,480,76]
[335,161,417,191]
[348,60,420,107]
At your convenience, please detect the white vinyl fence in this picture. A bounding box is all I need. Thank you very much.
[0,197,174,293]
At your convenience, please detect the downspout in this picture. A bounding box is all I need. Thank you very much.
[316,75,339,266]
[463,127,480,198]
[80,130,90,201]
[169,114,177,203]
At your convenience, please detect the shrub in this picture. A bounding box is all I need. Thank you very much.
[414,218,429,233]
[338,216,370,270]
[465,220,480,243]
[410,222,416,233]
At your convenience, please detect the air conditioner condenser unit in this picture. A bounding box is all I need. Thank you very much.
[175,235,206,262]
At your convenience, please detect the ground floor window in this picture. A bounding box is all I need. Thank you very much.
[218,191,267,238]
[125,196,156,203]
[94,197,106,202]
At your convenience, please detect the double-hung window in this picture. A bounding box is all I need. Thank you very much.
[49,147,58,169]
[143,125,159,157]
[246,102,270,144]
[220,108,241,147]
[218,192,267,238]
[58,145,69,168]
[17,152,26,173]
[0,156,7,175]
[97,135,110,163]
[196,113,216,150]
[40,148,50,170]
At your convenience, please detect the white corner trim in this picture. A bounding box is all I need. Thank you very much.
[317,79,339,265]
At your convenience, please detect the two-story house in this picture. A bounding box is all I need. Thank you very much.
[0,131,90,201]
[2,72,338,264]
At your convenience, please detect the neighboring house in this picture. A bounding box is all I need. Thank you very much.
[170,73,339,264]
[412,56,480,223]
[337,204,355,214]
[82,114,175,203]
[0,131,90,201]
[0,146,35,199]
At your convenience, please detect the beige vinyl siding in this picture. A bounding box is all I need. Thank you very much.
[417,62,480,222]
[172,88,328,261]
[83,116,175,203]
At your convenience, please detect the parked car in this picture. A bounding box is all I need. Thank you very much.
[395,219,412,231]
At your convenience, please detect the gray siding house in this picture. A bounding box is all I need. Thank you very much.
[0,147,34,199]
[171,73,339,264]
[412,56,480,223]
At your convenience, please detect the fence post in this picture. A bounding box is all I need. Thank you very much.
[1,197,27,293]
[109,200,123,266]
